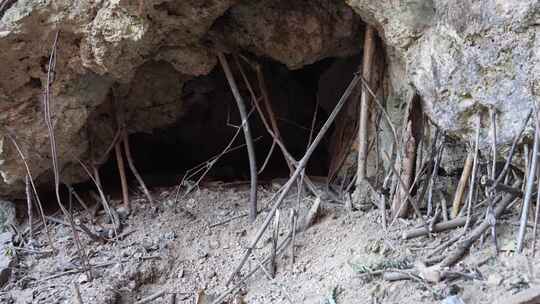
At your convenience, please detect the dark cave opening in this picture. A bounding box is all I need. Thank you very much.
[89,54,362,195]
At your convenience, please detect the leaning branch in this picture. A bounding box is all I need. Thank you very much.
[217,52,258,222]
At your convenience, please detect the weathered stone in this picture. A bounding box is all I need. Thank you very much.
[1,0,539,199]
[347,0,540,150]
[208,0,364,69]
[0,231,14,287]
[0,0,364,198]
[0,200,15,233]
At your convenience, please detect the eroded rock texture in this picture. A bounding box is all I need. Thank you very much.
[347,0,540,148]
[0,0,539,198]
[0,0,363,197]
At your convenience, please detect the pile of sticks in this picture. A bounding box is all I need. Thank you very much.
[211,24,540,301]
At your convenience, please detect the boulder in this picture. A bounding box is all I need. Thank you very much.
[1,0,539,198]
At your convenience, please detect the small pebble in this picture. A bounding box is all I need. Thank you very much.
[78,274,89,284]
[128,280,137,290]
[487,273,503,286]
[207,271,217,280]
[116,206,130,219]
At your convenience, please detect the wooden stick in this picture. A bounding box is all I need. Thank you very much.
[464,116,481,230]
[134,290,166,304]
[382,152,428,229]
[122,129,154,206]
[269,209,280,278]
[490,108,497,180]
[440,181,521,267]
[490,109,532,192]
[115,142,130,210]
[25,174,33,240]
[480,176,523,197]
[73,282,84,304]
[517,113,539,252]
[533,166,540,256]
[95,129,122,166]
[290,209,297,267]
[451,153,474,218]
[392,121,417,218]
[225,72,362,286]
[5,133,54,249]
[78,161,118,236]
[212,234,292,304]
[235,56,324,200]
[402,217,467,239]
[168,293,176,304]
[523,144,531,193]
[357,25,376,184]
[427,137,443,217]
[377,192,387,231]
[43,30,92,278]
[218,52,258,222]
[439,191,449,222]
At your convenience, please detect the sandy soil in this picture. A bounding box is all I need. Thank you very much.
[2,181,540,304]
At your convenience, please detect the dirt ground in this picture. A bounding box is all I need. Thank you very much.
[2,181,540,304]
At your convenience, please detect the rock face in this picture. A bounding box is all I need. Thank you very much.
[347,0,540,148]
[0,0,362,197]
[0,0,539,197]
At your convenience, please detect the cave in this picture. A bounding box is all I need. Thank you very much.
[90,54,364,195]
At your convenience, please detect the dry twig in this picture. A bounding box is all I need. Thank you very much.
[451,153,474,218]
[218,52,258,222]
[440,181,521,267]
[517,112,539,252]
[464,115,481,230]
[115,142,130,210]
[134,290,166,304]
[25,174,34,240]
[402,217,467,239]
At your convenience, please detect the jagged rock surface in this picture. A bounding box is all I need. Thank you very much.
[347,0,540,148]
[0,0,539,198]
[0,0,362,197]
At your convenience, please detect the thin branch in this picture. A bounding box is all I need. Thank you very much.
[439,181,521,267]
[5,133,54,249]
[122,129,155,206]
[451,152,474,218]
[114,142,130,210]
[464,115,481,231]
[25,174,33,240]
[517,111,539,252]
[489,109,532,192]
[490,108,497,180]
[43,30,91,278]
[218,52,258,222]
[533,163,540,256]
[382,152,428,229]
[357,25,377,182]
[234,56,323,199]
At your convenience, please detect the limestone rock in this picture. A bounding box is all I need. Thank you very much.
[208,0,364,69]
[0,231,14,287]
[347,0,540,150]
[0,0,364,198]
[1,0,539,199]
[0,200,15,233]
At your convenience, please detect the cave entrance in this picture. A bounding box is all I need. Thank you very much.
[95,54,363,195]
